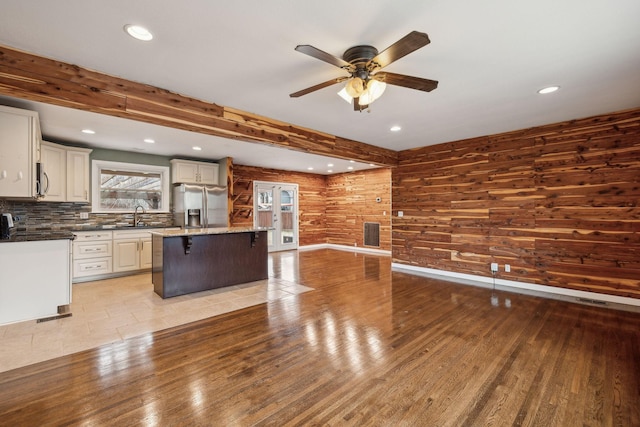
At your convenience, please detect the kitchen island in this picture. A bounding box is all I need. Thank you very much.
[151,227,268,298]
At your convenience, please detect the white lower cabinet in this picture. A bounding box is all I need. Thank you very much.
[113,230,153,273]
[113,238,151,272]
[0,239,71,325]
[140,237,153,269]
[73,231,113,279]
[73,228,171,281]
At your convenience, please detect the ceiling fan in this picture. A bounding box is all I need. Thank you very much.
[290,31,438,111]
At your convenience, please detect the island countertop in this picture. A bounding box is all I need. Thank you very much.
[150,226,268,237]
[0,230,75,243]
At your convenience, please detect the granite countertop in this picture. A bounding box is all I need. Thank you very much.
[0,230,75,243]
[151,227,269,237]
[72,224,175,232]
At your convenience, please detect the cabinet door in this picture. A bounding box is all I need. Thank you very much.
[140,237,153,269]
[113,239,140,272]
[66,150,90,202]
[40,142,66,201]
[198,163,219,185]
[172,161,199,183]
[0,110,33,198]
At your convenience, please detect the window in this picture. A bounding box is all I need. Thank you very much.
[91,160,170,212]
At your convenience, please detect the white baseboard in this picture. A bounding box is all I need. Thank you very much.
[392,263,640,312]
[299,243,390,256]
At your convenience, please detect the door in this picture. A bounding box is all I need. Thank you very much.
[204,185,228,227]
[254,181,298,252]
[40,142,66,201]
[113,239,140,272]
[66,149,90,202]
[140,237,153,269]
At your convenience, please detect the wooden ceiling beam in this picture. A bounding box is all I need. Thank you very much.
[0,45,398,167]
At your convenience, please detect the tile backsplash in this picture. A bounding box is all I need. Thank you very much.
[0,199,174,232]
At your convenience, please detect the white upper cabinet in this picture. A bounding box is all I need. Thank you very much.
[66,148,91,202]
[40,141,91,203]
[40,141,67,201]
[170,159,219,185]
[0,105,40,198]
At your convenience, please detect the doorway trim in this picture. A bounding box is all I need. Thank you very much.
[253,181,299,252]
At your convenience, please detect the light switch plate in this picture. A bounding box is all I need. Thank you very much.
[491,262,498,272]
[80,212,89,219]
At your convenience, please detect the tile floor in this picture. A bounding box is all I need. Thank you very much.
[0,274,313,373]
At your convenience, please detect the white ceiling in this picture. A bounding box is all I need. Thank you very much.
[1,0,639,174]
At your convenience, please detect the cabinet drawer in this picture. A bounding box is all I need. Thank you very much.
[113,229,152,240]
[73,257,112,278]
[73,230,113,241]
[73,240,112,259]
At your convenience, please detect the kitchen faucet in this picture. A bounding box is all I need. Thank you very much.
[134,205,146,226]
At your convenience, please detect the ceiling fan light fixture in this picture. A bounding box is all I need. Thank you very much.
[345,77,365,98]
[358,80,385,105]
[364,79,387,104]
[337,87,353,104]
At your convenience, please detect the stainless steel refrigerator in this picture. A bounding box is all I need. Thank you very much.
[173,183,228,228]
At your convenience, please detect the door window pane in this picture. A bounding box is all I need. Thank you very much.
[257,190,273,227]
[280,189,294,244]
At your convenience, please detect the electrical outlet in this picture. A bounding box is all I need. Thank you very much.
[80,212,89,220]
[490,262,498,272]
[505,264,511,273]
[397,211,404,217]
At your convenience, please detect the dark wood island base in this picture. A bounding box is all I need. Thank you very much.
[151,228,268,298]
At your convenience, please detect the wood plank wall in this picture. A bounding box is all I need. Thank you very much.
[231,166,392,250]
[326,168,392,251]
[392,108,640,299]
[231,165,327,246]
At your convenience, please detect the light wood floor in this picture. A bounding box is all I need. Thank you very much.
[1,249,639,426]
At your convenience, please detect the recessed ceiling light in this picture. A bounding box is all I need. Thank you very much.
[349,160,355,163]
[390,125,402,132]
[144,138,155,144]
[307,167,314,171]
[538,86,560,94]
[327,163,334,167]
[192,146,202,151]
[347,166,354,170]
[327,169,333,173]
[124,24,153,41]
[81,129,95,134]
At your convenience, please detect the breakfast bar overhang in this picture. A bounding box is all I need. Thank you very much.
[151,227,268,298]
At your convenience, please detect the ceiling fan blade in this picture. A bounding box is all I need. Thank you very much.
[368,31,431,70]
[295,45,354,70]
[374,72,438,92]
[290,77,349,98]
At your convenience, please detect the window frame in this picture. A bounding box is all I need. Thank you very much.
[91,160,170,213]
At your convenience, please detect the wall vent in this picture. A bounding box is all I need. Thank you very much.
[364,222,380,247]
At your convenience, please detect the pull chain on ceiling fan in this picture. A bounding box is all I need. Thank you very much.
[290,31,438,111]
